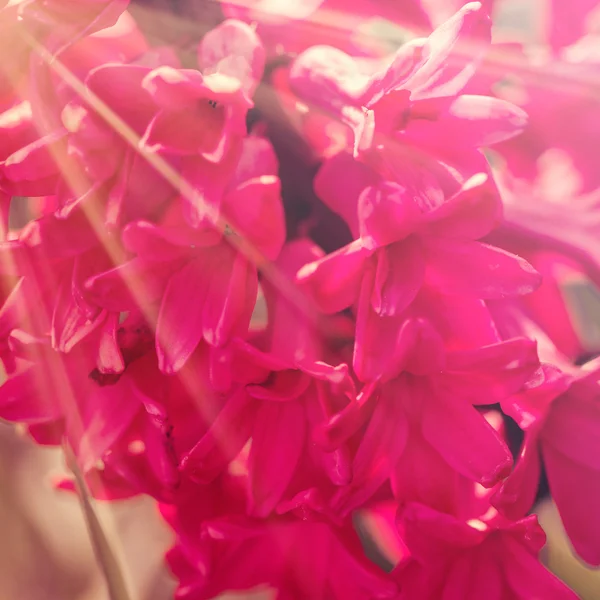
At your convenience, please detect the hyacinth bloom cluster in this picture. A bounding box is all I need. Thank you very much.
[0,0,599,598]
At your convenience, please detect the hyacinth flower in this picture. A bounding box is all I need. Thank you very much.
[492,355,600,566]
[394,503,577,599]
[163,473,397,600]
[139,19,266,225]
[179,240,359,517]
[0,1,597,598]
[315,329,539,515]
[287,2,527,160]
[86,134,286,373]
[296,151,541,382]
[0,311,181,497]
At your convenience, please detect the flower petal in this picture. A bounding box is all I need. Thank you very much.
[198,19,266,97]
[249,399,306,517]
[296,239,370,314]
[372,239,425,317]
[424,238,542,298]
[422,392,512,487]
[156,258,208,374]
[406,2,491,100]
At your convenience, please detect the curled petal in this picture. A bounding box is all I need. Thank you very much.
[198,19,266,97]
[424,238,542,298]
[422,392,512,487]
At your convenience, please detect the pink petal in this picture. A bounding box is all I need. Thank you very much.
[202,251,257,347]
[0,367,62,423]
[399,503,487,556]
[371,239,425,317]
[249,400,306,517]
[222,175,286,260]
[438,338,540,406]
[180,388,254,483]
[501,365,570,431]
[421,392,512,487]
[408,95,528,148]
[156,258,208,374]
[296,239,371,314]
[247,370,311,401]
[542,393,600,472]
[198,19,266,98]
[492,430,541,520]
[354,265,413,382]
[51,276,104,353]
[96,313,124,374]
[3,130,66,182]
[141,105,226,156]
[420,169,502,240]
[85,258,175,312]
[333,383,409,515]
[85,64,156,132]
[502,536,579,598]
[76,379,141,471]
[314,152,378,237]
[358,182,422,248]
[407,2,491,100]
[544,446,600,564]
[361,39,426,106]
[424,238,542,298]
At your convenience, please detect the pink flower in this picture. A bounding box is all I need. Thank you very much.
[86,135,285,372]
[298,153,540,381]
[140,20,264,162]
[394,503,577,599]
[317,336,538,514]
[495,359,600,565]
[179,240,356,516]
[288,3,525,158]
[166,501,397,600]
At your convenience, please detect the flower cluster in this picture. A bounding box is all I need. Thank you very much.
[0,0,598,598]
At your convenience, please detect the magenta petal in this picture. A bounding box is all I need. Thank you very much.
[361,39,426,106]
[51,277,104,353]
[439,338,540,406]
[422,393,512,487]
[358,182,422,248]
[156,258,207,374]
[85,258,175,312]
[502,536,579,598]
[372,239,425,317]
[542,440,600,566]
[289,45,370,111]
[354,266,410,382]
[96,313,124,374]
[180,388,254,483]
[77,380,141,471]
[202,252,256,347]
[0,368,62,423]
[492,430,541,520]
[408,95,528,148]
[249,400,306,517]
[314,152,378,237]
[198,19,266,97]
[141,106,225,156]
[297,240,370,314]
[333,384,409,515]
[420,169,502,240]
[424,238,542,298]
[400,502,487,555]
[3,130,66,182]
[222,175,286,261]
[542,395,600,471]
[407,2,491,100]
